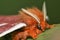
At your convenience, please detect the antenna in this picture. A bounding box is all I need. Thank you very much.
[21,8,40,24]
[42,1,49,21]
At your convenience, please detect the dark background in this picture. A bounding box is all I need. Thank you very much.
[46,0,60,24]
[0,0,60,24]
[0,0,60,40]
[0,0,44,15]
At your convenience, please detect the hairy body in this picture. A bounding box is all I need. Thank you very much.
[12,7,51,40]
[0,7,51,40]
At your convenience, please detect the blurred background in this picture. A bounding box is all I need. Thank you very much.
[0,0,60,40]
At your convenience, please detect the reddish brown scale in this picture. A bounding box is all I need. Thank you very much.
[0,15,26,34]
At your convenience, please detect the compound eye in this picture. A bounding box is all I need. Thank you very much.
[36,24,42,31]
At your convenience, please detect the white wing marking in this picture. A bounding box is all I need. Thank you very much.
[0,23,27,37]
[0,23,8,27]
